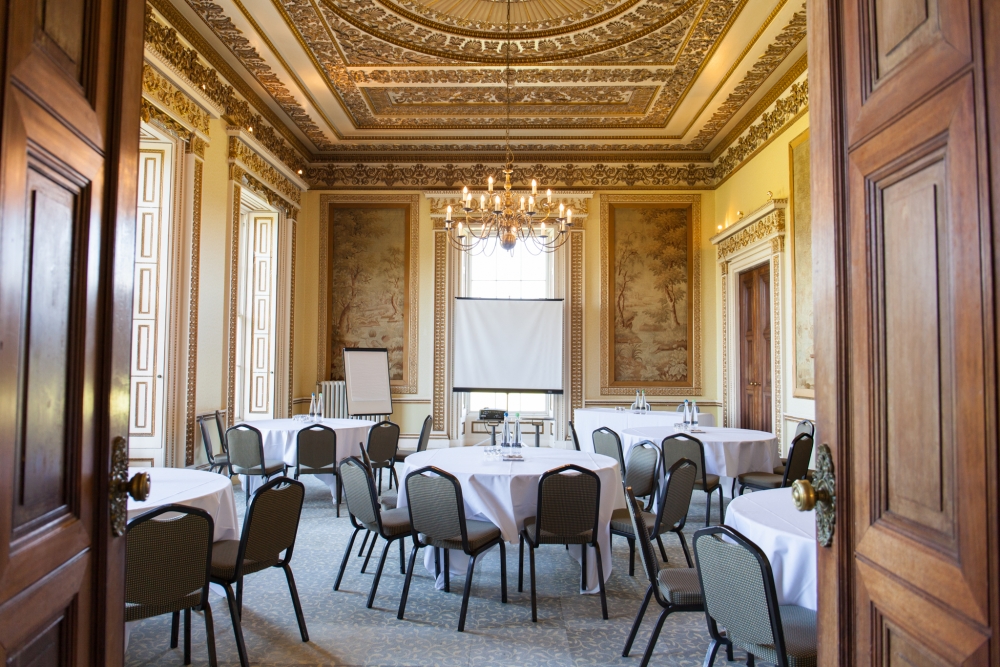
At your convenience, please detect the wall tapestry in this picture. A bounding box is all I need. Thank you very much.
[320,197,419,393]
[790,129,814,398]
[600,195,702,395]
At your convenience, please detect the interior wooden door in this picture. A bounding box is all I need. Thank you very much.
[739,263,772,432]
[810,0,999,665]
[0,0,144,664]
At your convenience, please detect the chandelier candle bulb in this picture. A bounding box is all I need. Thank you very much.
[494,195,501,212]
[488,176,494,192]
[480,194,486,209]
[446,205,452,220]
[531,179,537,195]
[547,189,552,204]
[566,208,572,225]
[528,195,535,213]
[520,196,525,211]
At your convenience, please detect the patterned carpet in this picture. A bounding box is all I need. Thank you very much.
[125,475,747,667]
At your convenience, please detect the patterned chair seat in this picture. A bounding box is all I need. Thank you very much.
[737,604,817,667]
[522,516,592,545]
[379,488,398,510]
[421,519,501,552]
[364,507,411,537]
[656,568,703,606]
[210,539,279,581]
[231,459,285,477]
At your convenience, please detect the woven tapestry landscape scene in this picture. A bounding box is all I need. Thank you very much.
[328,205,408,383]
[610,205,693,385]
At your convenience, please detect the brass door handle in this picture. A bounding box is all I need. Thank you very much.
[791,443,836,547]
[118,472,151,502]
[109,436,152,536]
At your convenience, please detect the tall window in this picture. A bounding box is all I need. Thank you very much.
[465,245,553,416]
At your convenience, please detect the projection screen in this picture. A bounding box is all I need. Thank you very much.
[452,297,564,393]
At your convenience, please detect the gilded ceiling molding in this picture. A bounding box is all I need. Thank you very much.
[691,3,806,148]
[714,201,787,261]
[140,98,193,143]
[180,0,334,149]
[306,163,716,190]
[230,165,298,217]
[229,136,303,208]
[426,192,594,219]
[146,0,317,156]
[713,79,808,184]
[350,68,674,86]
[142,63,211,136]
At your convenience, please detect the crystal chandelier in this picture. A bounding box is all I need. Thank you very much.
[443,0,572,255]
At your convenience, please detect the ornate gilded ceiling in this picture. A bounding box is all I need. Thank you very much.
[153,0,806,186]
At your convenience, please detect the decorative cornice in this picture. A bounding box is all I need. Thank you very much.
[424,190,595,220]
[140,98,192,141]
[142,63,211,136]
[229,136,302,207]
[230,165,298,215]
[712,198,788,260]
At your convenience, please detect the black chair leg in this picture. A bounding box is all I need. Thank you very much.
[498,542,507,603]
[434,547,440,578]
[623,586,653,656]
[739,484,746,496]
[725,641,735,661]
[747,652,756,667]
[335,527,361,590]
[357,530,370,557]
[627,537,636,576]
[528,542,537,622]
[457,554,477,632]
[702,638,723,667]
[362,534,378,573]
[170,610,180,648]
[718,487,724,523]
[594,544,608,620]
[638,608,671,667]
[399,538,406,574]
[655,533,669,561]
[731,478,737,498]
[222,583,250,667]
[367,539,392,609]
[335,476,341,518]
[397,544,420,620]
[202,602,218,667]
[518,534,525,592]
[282,564,309,642]
[183,607,191,665]
[581,544,588,590]
[236,576,244,616]
[444,549,451,593]
[704,490,712,526]
[677,530,694,568]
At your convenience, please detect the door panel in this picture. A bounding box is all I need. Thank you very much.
[739,263,771,432]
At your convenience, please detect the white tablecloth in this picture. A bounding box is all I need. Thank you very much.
[397,447,625,594]
[238,418,375,497]
[127,467,239,541]
[724,487,817,610]
[573,407,715,449]
[621,425,779,497]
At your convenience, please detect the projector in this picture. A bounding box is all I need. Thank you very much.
[479,409,506,421]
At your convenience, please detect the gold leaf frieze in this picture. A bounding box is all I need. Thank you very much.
[142,63,211,136]
[229,136,302,207]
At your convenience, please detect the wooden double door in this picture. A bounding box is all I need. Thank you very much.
[739,262,772,433]
[812,0,1000,665]
[0,0,143,663]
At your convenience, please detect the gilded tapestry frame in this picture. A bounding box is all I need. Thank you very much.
[600,194,702,395]
[789,128,814,398]
[318,194,420,394]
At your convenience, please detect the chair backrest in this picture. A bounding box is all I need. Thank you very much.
[624,440,660,499]
[653,458,697,534]
[416,415,432,452]
[214,409,229,452]
[781,433,814,486]
[366,420,401,465]
[624,485,667,604]
[794,419,815,439]
[340,457,380,530]
[661,433,708,486]
[592,427,625,473]
[297,424,337,470]
[568,420,581,451]
[694,525,788,665]
[197,414,223,464]
[226,424,265,471]
[240,477,305,571]
[125,505,214,620]
[534,464,601,544]
[404,466,468,551]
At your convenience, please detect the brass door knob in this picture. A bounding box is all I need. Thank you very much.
[792,478,830,511]
[118,472,151,502]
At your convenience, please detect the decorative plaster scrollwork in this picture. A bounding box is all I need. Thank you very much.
[184,159,203,465]
[142,64,211,136]
[716,208,786,260]
[229,137,302,207]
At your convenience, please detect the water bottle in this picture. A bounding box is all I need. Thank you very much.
[691,400,699,427]
[502,412,510,446]
[683,400,691,428]
[308,392,317,421]
[317,392,324,419]
[641,390,649,412]
[514,412,522,447]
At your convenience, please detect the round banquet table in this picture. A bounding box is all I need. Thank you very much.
[397,447,625,594]
[724,487,817,610]
[620,425,779,498]
[572,407,715,449]
[126,467,239,541]
[238,418,375,498]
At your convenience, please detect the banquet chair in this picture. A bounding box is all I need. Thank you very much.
[295,424,342,516]
[365,420,401,493]
[211,477,308,667]
[620,486,704,667]
[608,441,660,572]
[693,525,816,667]
[774,420,815,475]
[198,414,230,477]
[126,505,218,667]
[661,433,722,526]
[215,409,229,448]
[739,433,814,495]
[568,420,582,451]
[592,427,626,477]
[225,424,286,508]
[518,464,608,622]
[380,415,432,510]
[335,457,413,608]
[398,466,507,632]
[612,457,697,576]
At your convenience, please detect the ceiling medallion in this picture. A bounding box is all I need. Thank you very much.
[444,0,572,254]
